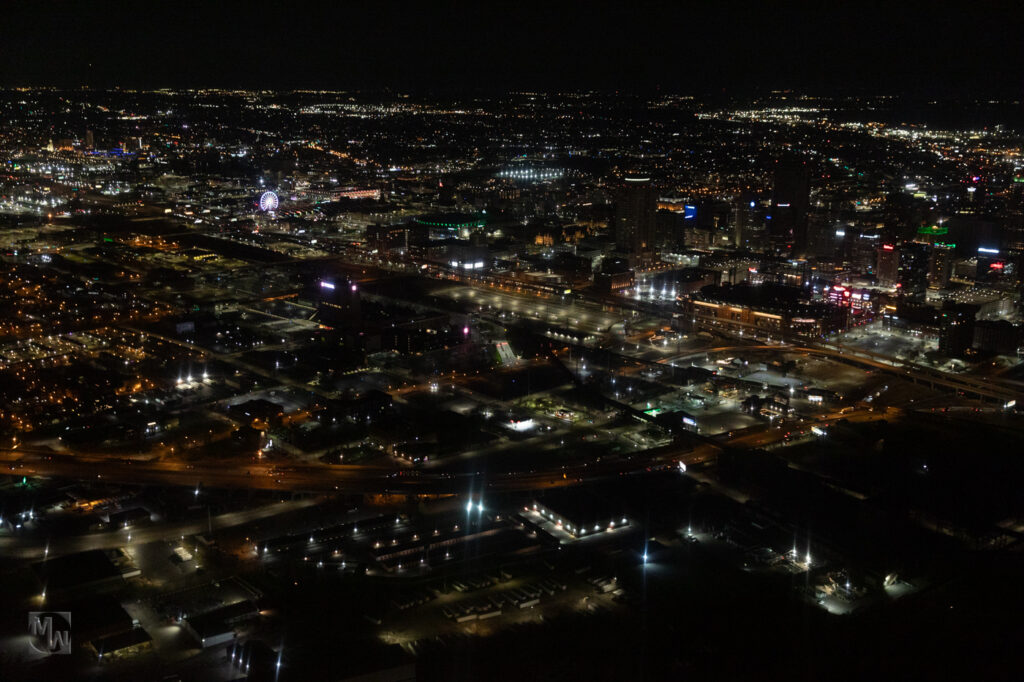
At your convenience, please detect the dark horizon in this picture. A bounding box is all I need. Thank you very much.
[2,1,1023,97]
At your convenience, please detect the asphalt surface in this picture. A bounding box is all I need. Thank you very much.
[0,407,889,496]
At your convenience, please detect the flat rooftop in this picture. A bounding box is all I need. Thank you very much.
[32,549,123,592]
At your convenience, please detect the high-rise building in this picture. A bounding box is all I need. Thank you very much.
[928,244,955,288]
[612,175,657,267]
[732,197,758,249]
[938,304,977,357]
[769,158,810,255]
[84,129,95,149]
[915,223,950,246]
[696,200,733,248]
[898,241,930,299]
[653,210,685,251]
[876,244,900,284]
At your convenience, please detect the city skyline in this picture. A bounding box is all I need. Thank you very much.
[1,7,1024,681]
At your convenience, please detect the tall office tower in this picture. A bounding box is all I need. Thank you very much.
[732,197,757,248]
[876,244,901,284]
[612,175,657,267]
[899,241,930,299]
[769,158,811,255]
[805,213,831,256]
[655,209,686,251]
[928,244,955,288]
[84,129,95,149]
[938,303,978,357]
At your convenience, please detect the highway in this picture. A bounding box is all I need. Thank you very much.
[0,406,891,497]
[649,340,1022,403]
[812,340,1023,402]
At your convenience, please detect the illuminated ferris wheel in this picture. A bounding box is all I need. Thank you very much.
[259,190,279,212]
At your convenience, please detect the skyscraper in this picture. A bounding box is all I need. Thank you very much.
[928,244,955,288]
[876,244,900,285]
[898,241,930,299]
[938,304,977,357]
[769,158,811,255]
[732,197,757,248]
[612,175,657,267]
[877,243,927,296]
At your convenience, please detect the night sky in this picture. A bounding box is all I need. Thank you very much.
[2,1,1023,95]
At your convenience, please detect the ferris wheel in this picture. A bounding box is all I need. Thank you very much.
[259,190,279,212]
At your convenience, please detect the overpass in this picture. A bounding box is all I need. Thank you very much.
[650,338,1021,405]
[800,340,1021,404]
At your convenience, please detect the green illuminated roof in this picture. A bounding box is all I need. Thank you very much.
[917,225,948,236]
